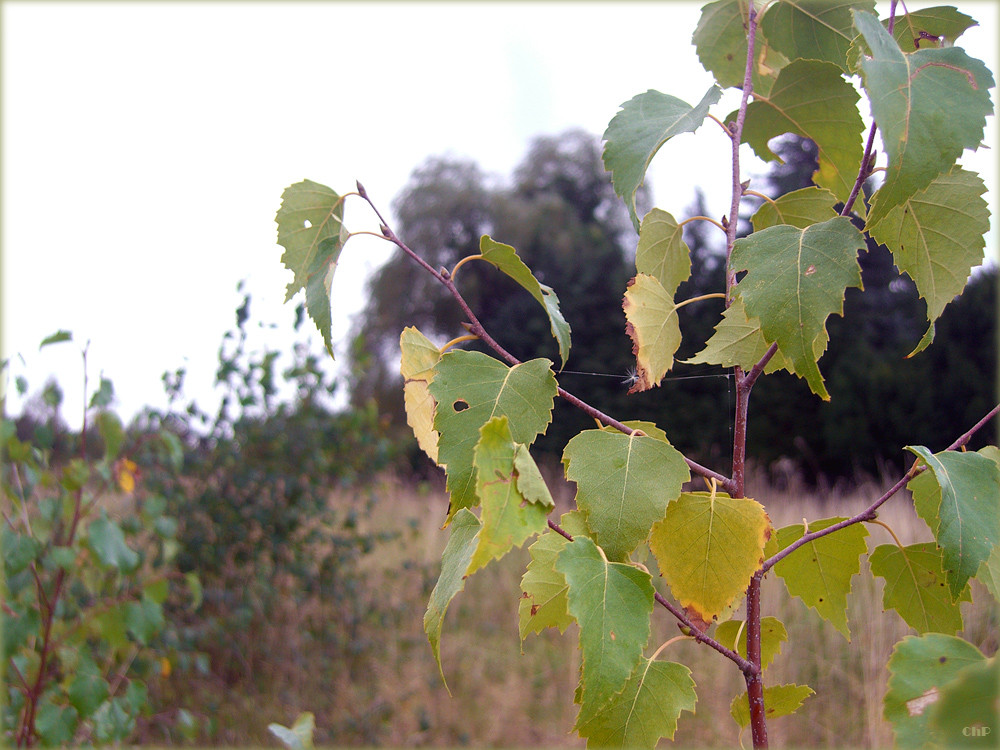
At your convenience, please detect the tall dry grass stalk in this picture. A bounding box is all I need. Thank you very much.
[166,467,995,747]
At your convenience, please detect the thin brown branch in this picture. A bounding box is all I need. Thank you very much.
[762,404,1000,573]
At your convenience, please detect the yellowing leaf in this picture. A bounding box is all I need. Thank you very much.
[518,511,589,640]
[555,536,655,726]
[869,543,970,635]
[650,491,771,622]
[730,683,814,728]
[771,517,869,639]
[114,458,138,495]
[730,217,865,399]
[714,616,788,670]
[467,417,549,574]
[576,658,697,748]
[430,351,557,520]
[854,10,995,226]
[624,274,682,393]
[751,186,839,232]
[635,208,692,291]
[562,428,689,562]
[866,168,990,355]
[400,326,442,463]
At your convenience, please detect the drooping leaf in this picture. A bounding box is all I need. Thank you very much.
[513,443,555,509]
[480,236,572,369]
[771,517,869,638]
[467,417,550,574]
[761,0,876,71]
[928,657,999,746]
[887,6,978,54]
[884,633,986,748]
[276,180,348,355]
[730,683,814,728]
[740,59,865,205]
[635,208,692,291]
[430,351,557,519]
[730,217,865,399]
[556,536,655,726]
[751,186,839,232]
[562,428,689,561]
[623,274,683,393]
[576,658,697,748]
[714,616,788,670]
[869,542,970,635]
[649,490,771,622]
[423,508,482,693]
[518,511,589,639]
[400,326,442,463]
[603,86,722,231]
[867,168,990,354]
[853,10,995,226]
[87,512,140,573]
[906,446,1000,599]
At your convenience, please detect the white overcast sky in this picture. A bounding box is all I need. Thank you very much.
[2,1,996,428]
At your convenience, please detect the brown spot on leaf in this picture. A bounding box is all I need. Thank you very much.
[805,265,816,276]
[531,604,540,616]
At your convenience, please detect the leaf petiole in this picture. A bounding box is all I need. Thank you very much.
[440,334,479,353]
[450,253,484,280]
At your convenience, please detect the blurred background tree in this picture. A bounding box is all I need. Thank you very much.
[348,130,996,482]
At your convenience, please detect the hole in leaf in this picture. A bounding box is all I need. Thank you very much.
[453,399,469,412]
[303,219,312,228]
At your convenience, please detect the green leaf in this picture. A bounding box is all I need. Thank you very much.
[125,596,165,645]
[562,428,689,561]
[884,633,986,748]
[3,603,40,658]
[906,446,1000,599]
[35,698,79,746]
[400,326,442,464]
[730,683,814,728]
[685,296,803,373]
[772,517,869,638]
[467,417,549,574]
[761,0,876,71]
[623,274,683,393]
[39,330,72,349]
[555,536,655,726]
[730,217,865,399]
[89,376,114,409]
[740,59,865,205]
[751,186,839,232]
[423,508,482,693]
[2,526,43,574]
[888,6,979,53]
[480,236,572,369]
[693,0,786,93]
[869,543,970,635]
[867,168,990,354]
[714,616,788,670]
[69,656,110,719]
[518,511,589,639]
[96,411,125,459]
[649,491,771,622]
[635,208,692,291]
[87,512,140,573]
[928,657,999,747]
[853,10,995,227]
[576,658,697,748]
[276,179,348,356]
[976,544,1000,605]
[429,351,557,519]
[602,86,722,231]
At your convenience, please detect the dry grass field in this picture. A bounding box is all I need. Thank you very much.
[160,466,997,748]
